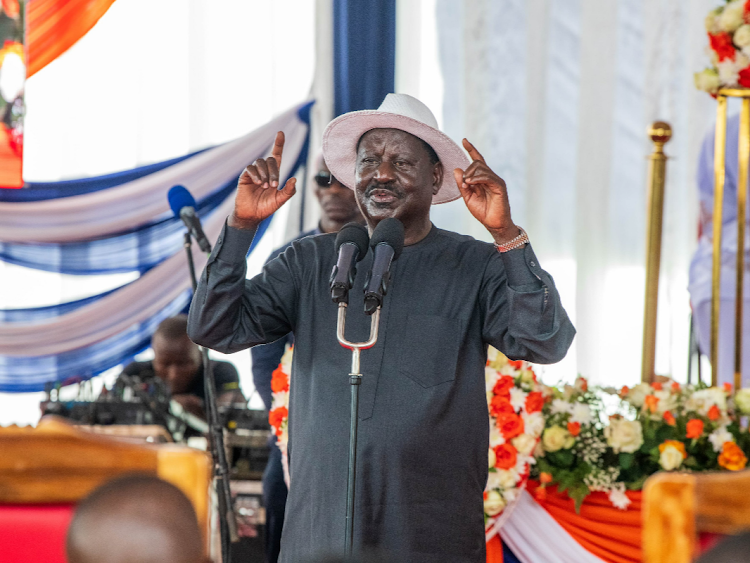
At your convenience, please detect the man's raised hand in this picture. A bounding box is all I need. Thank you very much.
[229,131,297,230]
[453,138,520,244]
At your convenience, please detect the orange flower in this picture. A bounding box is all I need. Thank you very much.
[719,442,748,471]
[540,472,553,484]
[644,394,659,413]
[708,405,721,421]
[724,382,733,393]
[535,485,547,501]
[508,360,525,370]
[620,385,630,398]
[489,395,515,418]
[567,421,581,436]
[525,391,544,414]
[271,366,290,393]
[492,375,515,398]
[658,440,687,458]
[652,382,663,391]
[268,406,288,436]
[671,381,681,392]
[496,412,525,440]
[663,411,676,426]
[686,419,704,439]
[494,443,518,470]
[1,0,19,19]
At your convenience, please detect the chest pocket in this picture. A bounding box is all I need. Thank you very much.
[399,314,462,388]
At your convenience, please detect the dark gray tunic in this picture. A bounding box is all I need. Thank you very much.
[188,223,575,563]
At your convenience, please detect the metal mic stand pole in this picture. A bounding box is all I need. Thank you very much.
[183,232,238,563]
[336,302,381,555]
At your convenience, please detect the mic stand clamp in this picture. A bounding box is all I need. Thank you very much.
[336,302,381,555]
[183,232,238,563]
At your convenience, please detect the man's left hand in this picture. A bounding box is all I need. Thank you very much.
[453,139,520,244]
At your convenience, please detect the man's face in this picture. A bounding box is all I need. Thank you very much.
[151,334,201,395]
[314,161,361,226]
[354,128,442,227]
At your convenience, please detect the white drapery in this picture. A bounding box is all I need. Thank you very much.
[398,0,718,387]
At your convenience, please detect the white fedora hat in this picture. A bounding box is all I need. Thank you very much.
[322,93,470,205]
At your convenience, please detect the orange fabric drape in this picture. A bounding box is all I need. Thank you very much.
[486,534,504,563]
[523,480,642,563]
[26,0,117,78]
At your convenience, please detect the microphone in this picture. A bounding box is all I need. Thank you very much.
[168,185,212,253]
[363,218,404,315]
[330,223,370,304]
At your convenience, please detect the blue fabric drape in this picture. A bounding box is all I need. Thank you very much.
[333,0,396,116]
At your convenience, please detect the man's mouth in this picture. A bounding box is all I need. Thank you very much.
[367,188,399,204]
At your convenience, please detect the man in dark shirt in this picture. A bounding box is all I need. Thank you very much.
[252,153,363,563]
[120,314,244,419]
[188,94,575,562]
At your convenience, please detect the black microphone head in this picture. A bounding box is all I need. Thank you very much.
[370,218,405,260]
[335,222,369,261]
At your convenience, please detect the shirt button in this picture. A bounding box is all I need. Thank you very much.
[530,261,536,267]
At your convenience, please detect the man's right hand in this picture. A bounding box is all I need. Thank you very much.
[229,131,297,230]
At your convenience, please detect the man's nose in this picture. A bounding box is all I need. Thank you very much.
[374,160,396,183]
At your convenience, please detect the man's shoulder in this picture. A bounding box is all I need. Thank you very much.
[433,228,495,253]
[267,229,332,263]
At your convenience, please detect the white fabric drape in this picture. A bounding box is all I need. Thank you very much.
[397,0,718,386]
[499,490,605,563]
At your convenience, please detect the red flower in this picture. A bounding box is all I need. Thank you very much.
[663,411,676,426]
[567,421,581,436]
[671,381,681,392]
[645,394,659,413]
[686,418,704,439]
[494,443,518,470]
[652,382,663,391]
[724,382,733,393]
[534,486,547,501]
[489,395,515,418]
[525,392,544,414]
[708,404,721,421]
[271,366,290,393]
[268,406,288,436]
[745,0,750,19]
[508,360,525,370]
[709,32,737,62]
[620,385,629,398]
[496,412,525,440]
[492,375,515,398]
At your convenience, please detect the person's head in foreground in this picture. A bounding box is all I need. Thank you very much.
[312,152,363,233]
[151,314,201,395]
[67,474,206,563]
[696,531,750,563]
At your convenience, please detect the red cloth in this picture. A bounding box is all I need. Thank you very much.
[486,535,504,562]
[0,504,74,563]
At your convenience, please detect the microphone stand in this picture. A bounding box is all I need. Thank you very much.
[183,232,238,562]
[336,302,381,555]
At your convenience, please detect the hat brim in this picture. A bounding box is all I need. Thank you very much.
[322,111,471,205]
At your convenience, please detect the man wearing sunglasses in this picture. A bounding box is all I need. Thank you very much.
[251,153,362,563]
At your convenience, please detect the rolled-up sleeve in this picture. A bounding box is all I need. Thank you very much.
[480,244,575,364]
[187,222,299,354]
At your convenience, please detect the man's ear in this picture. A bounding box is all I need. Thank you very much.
[432,162,444,195]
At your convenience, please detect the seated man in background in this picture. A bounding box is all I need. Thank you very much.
[118,314,245,419]
[67,474,208,563]
[251,153,363,563]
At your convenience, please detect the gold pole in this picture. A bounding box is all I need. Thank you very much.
[736,100,750,390]
[712,96,728,386]
[641,122,672,383]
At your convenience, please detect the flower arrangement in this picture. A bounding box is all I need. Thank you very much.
[695,0,750,94]
[533,378,750,511]
[269,344,293,448]
[483,347,546,523]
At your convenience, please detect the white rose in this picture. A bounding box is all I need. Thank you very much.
[484,490,506,516]
[497,468,519,489]
[512,433,537,456]
[485,367,498,392]
[522,411,545,437]
[520,369,535,384]
[489,422,505,448]
[735,388,750,414]
[627,383,652,408]
[736,24,750,47]
[604,419,644,454]
[543,426,574,453]
[551,398,572,415]
[718,60,740,86]
[709,426,735,452]
[687,388,728,416]
[489,448,497,469]
[653,389,675,416]
[502,488,519,504]
[706,8,722,34]
[570,402,593,425]
[720,0,746,33]
[272,390,289,409]
[659,444,685,471]
[486,470,503,491]
[533,441,545,458]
